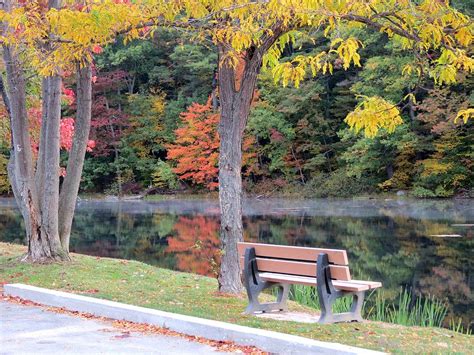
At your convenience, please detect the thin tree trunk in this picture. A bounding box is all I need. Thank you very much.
[0,75,11,118]
[31,0,67,260]
[217,30,282,292]
[58,64,92,251]
[39,73,64,256]
[36,77,50,198]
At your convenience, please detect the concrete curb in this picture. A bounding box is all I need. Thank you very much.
[4,284,383,355]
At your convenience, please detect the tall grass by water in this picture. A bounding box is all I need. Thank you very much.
[285,285,471,334]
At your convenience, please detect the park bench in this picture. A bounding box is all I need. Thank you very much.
[237,242,382,324]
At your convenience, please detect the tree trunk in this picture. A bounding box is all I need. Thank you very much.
[58,64,92,251]
[217,44,271,293]
[40,75,62,246]
[2,44,66,261]
[36,77,50,197]
[1,0,67,262]
[216,25,284,293]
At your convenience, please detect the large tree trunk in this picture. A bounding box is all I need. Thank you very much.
[58,64,92,251]
[2,44,66,261]
[217,44,275,293]
[1,0,68,262]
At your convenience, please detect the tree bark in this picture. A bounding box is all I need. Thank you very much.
[36,77,50,198]
[58,64,92,251]
[217,27,283,293]
[39,75,62,246]
[217,51,247,293]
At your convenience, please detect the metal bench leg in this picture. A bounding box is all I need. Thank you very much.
[317,253,366,324]
[243,247,290,314]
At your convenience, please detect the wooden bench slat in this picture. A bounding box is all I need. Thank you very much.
[258,273,369,292]
[238,242,348,266]
[239,256,351,281]
[343,280,382,289]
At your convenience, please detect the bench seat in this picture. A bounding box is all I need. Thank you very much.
[259,272,382,292]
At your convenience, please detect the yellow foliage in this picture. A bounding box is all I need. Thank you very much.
[345,96,403,138]
[454,108,474,124]
[151,91,166,116]
[0,0,472,99]
[420,159,453,178]
[331,37,363,70]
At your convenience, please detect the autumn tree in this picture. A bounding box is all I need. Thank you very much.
[167,97,256,191]
[167,100,220,190]
[0,0,162,261]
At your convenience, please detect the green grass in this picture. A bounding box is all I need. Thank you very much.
[1,242,472,354]
[288,284,457,330]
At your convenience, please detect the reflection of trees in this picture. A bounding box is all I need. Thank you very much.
[166,216,221,277]
[0,209,24,243]
[419,267,471,304]
[69,210,178,270]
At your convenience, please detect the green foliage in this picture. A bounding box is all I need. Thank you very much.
[247,103,295,178]
[411,186,437,198]
[152,160,179,189]
[305,170,373,198]
[351,56,418,103]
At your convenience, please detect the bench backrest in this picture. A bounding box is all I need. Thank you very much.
[237,242,351,281]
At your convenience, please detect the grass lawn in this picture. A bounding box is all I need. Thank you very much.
[0,242,472,354]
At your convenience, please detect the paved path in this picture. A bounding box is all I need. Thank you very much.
[0,301,229,354]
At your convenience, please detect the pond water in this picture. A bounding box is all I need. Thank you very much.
[1,197,473,328]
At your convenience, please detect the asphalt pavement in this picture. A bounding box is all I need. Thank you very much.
[0,301,230,354]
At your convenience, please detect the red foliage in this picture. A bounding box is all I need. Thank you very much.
[89,96,129,157]
[88,70,131,157]
[62,84,76,106]
[28,114,94,157]
[92,70,129,93]
[92,45,103,54]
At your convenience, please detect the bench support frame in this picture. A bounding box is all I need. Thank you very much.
[243,247,290,314]
[316,253,364,324]
[242,247,365,323]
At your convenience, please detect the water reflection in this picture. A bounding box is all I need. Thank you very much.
[0,197,472,327]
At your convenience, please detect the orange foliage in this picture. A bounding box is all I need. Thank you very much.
[166,216,221,277]
[167,99,220,189]
[233,55,246,91]
[167,98,256,190]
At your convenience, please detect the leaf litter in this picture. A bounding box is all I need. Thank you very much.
[2,294,267,354]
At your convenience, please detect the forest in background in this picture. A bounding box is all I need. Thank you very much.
[0,1,472,199]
